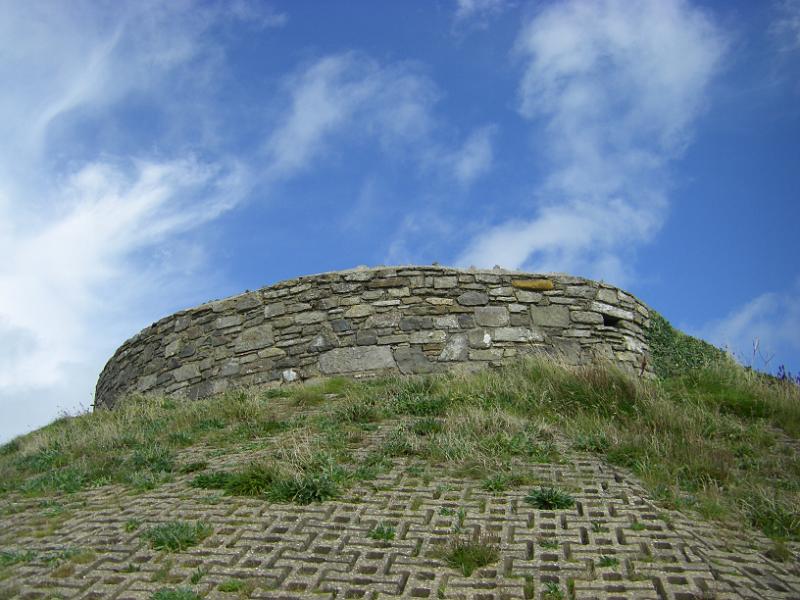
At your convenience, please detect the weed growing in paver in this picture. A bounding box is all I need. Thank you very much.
[591,521,608,533]
[266,473,339,504]
[151,588,200,600]
[482,473,510,492]
[538,538,559,549]
[218,578,253,592]
[598,555,619,567]
[124,519,141,532]
[523,576,535,599]
[152,559,174,583]
[368,523,395,541]
[542,581,565,600]
[0,550,36,567]
[435,536,499,576]
[122,563,140,573]
[189,566,207,583]
[630,521,646,531]
[525,487,575,510]
[141,521,212,552]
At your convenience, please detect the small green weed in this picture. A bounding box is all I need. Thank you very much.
[0,550,36,567]
[124,519,141,532]
[190,566,207,584]
[436,536,499,576]
[542,581,565,600]
[537,538,558,549]
[218,578,251,592]
[141,521,212,552]
[598,555,619,567]
[368,523,395,541]
[151,588,201,600]
[525,487,575,510]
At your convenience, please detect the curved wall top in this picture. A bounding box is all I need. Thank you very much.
[95,266,652,409]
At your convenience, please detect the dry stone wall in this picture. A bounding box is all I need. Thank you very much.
[95,266,653,409]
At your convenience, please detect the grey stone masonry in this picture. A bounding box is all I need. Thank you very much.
[94,266,653,409]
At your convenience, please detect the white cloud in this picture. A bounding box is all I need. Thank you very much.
[264,53,438,179]
[449,125,496,186]
[772,0,800,51]
[453,0,510,26]
[457,0,726,283]
[695,280,800,370]
[264,52,491,187]
[0,2,255,441]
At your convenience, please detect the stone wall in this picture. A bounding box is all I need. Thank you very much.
[94,266,652,409]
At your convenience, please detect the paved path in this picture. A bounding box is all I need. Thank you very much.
[1,424,798,600]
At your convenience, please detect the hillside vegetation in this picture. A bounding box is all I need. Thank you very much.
[1,311,798,545]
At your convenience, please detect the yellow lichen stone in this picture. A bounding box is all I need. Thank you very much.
[512,279,554,291]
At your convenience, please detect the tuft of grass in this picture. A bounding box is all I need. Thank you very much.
[124,519,141,532]
[411,417,443,436]
[598,555,619,567]
[542,582,565,600]
[0,550,36,567]
[537,538,558,549]
[151,588,201,600]
[265,473,339,504]
[436,536,499,576]
[218,578,253,593]
[368,522,396,541]
[141,521,212,552]
[190,566,207,584]
[525,487,575,510]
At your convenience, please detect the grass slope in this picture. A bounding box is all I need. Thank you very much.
[1,322,799,542]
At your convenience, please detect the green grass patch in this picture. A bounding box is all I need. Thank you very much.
[151,588,201,600]
[141,521,212,552]
[368,522,395,541]
[435,536,499,576]
[525,487,575,510]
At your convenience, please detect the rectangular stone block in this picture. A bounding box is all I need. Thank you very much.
[319,346,396,374]
[493,327,544,342]
[474,306,510,327]
[530,305,570,327]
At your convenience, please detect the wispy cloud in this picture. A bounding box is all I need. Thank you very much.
[264,53,439,180]
[694,279,800,370]
[772,0,800,51]
[0,2,257,440]
[453,0,510,28]
[448,125,496,186]
[457,0,727,283]
[264,52,493,187]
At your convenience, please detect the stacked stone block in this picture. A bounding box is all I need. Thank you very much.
[95,266,652,409]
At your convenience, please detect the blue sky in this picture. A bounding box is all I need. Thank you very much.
[1,0,798,442]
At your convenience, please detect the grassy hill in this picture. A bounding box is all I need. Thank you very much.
[1,312,798,598]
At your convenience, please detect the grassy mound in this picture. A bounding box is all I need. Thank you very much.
[1,326,798,542]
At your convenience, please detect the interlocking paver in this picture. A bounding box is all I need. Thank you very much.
[1,422,798,600]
